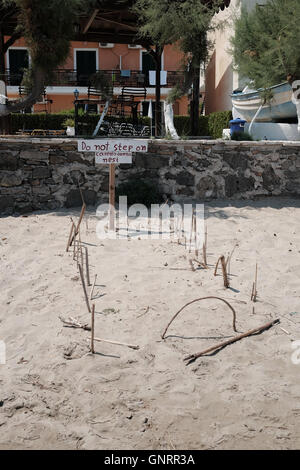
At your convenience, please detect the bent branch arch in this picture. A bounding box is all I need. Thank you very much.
[161,296,237,339]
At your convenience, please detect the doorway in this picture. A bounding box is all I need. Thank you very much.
[75,50,97,86]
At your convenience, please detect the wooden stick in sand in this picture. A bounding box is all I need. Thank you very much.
[226,243,238,276]
[251,263,258,302]
[83,246,91,286]
[66,219,75,252]
[214,255,230,288]
[93,337,139,350]
[214,256,221,276]
[91,303,95,353]
[202,225,208,268]
[90,274,97,300]
[221,255,230,288]
[194,211,198,258]
[162,296,237,339]
[76,203,86,234]
[70,203,86,245]
[73,230,77,260]
[78,263,91,313]
[59,316,91,330]
[189,209,195,253]
[184,319,280,364]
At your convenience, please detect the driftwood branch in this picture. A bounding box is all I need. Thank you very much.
[93,337,140,350]
[184,319,280,364]
[59,315,91,331]
[162,296,237,339]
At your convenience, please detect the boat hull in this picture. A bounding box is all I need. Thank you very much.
[231,82,297,122]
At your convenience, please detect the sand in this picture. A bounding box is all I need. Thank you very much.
[0,197,300,450]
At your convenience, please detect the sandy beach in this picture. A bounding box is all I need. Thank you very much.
[0,197,300,450]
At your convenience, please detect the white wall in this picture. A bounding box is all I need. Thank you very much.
[205,0,267,114]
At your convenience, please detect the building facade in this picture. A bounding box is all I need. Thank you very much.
[3,38,188,116]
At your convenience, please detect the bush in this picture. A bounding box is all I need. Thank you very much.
[174,115,209,137]
[231,131,253,141]
[10,113,72,132]
[173,112,233,139]
[207,110,233,139]
[116,178,163,207]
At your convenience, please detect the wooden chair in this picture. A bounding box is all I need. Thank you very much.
[119,87,147,124]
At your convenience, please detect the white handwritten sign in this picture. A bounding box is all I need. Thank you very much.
[78,139,148,153]
[78,139,148,165]
[95,154,133,164]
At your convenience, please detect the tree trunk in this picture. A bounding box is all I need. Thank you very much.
[155,44,162,138]
[190,67,200,136]
[0,67,45,117]
[0,28,5,77]
[164,101,179,139]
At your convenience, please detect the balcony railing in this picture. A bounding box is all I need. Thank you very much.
[1,69,185,89]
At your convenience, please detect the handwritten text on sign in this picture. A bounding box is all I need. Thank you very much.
[78,139,148,165]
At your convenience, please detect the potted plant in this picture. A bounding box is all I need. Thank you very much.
[62,117,75,136]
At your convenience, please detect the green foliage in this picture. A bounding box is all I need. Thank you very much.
[133,0,225,105]
[13,0,84,77]
[207,110,232,139]
[10,112,71,131]
[62,118,75,128]
[231,131,253,141]
[172,112,233,138]
[116,178,163,207]
[231,0,300,88]
[90,71,113,100]
[173,115,209,137]
[133,0,222,55]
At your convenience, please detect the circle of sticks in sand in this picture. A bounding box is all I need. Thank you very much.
[161,296,237,340]
[63,200,140,353]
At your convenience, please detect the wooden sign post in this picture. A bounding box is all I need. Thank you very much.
[78,139,149,231]
[109,163,116,230]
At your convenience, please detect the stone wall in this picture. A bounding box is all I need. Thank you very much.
[1,137,300,214]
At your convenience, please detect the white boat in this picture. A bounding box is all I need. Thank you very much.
[231,82,297,122]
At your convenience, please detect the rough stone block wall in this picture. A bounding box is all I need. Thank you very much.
[0,138,300,214]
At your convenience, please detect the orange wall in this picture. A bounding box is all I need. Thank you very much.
[5,38,185,71]
[5,38,188,115]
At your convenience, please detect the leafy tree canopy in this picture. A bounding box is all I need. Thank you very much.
[231,0,300,89]
[133,0,224,60]
[0,0,87,114]
[132,0,225,103]
[5,0,84,75]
